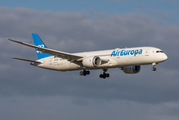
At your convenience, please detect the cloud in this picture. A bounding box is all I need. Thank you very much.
[0,7,179,106]
[1,95,179,120]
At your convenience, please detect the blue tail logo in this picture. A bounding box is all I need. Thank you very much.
[32,33,52,59]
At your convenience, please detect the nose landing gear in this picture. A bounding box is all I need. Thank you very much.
[152,67,156,71]
[152,63,158,71]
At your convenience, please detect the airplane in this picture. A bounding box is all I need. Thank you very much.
[8,33,168,79]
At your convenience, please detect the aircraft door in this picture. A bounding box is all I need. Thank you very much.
[145,49,150,56]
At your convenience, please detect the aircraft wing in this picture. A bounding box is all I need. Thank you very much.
[8,39,83,61]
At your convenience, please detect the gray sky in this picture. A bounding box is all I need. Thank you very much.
[0,5,179,120]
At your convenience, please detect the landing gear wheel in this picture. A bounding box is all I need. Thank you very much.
[86,71,90,75]
[152,67,156,71]
[80,70,90,76]
[103,73,106,79]
[100,74,103,78]
[106,73,109,78]
[80,71,84,76]
[99,72,110,79]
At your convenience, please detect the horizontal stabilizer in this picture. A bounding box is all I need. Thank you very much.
[11,57,41,63]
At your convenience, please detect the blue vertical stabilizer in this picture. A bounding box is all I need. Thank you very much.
[32,33,52,59]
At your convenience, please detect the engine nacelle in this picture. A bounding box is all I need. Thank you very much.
[82,56,101,67]
[122,65,141,74]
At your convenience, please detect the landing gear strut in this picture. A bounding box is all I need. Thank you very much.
[80,70,90,76]
[99,69,110,79]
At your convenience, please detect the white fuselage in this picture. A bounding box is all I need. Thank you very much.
[36,47,168,71]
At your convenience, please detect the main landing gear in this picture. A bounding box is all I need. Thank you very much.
[80,70,90,76]
[80,69,110,79]
[99,69,110,79]
[152,63,158,71]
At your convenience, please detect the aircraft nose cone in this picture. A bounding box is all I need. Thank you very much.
[163,54,168,61]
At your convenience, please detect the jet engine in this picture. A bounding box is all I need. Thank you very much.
[82,56,101,67]
[122,65,141,74]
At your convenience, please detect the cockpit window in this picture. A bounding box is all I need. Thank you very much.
[156,51,163,53]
